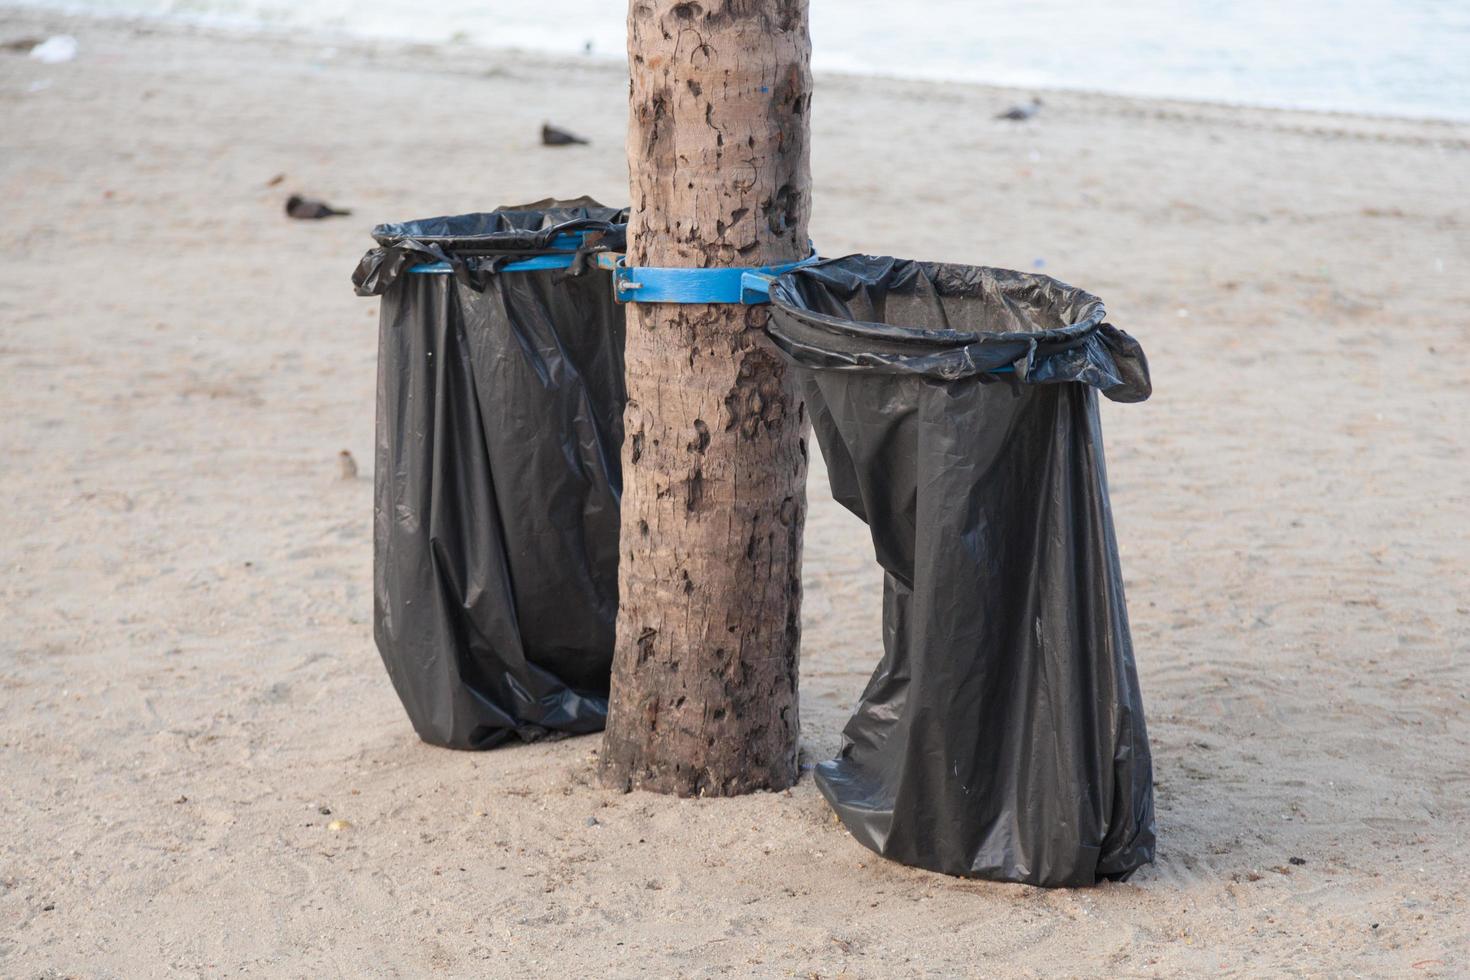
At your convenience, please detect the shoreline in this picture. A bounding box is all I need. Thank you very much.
[6,3,1470,131]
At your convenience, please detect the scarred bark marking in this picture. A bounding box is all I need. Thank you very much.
[724,348,789,439]
[637,627,659,665]
[689,418,710,453]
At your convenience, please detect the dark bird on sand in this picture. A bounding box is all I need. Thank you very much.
[541,123,589,146]
[995,97,1043,121]
[285,194,351,219]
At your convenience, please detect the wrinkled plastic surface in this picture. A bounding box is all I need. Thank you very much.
[767,256,1156,886]
[353,200,628,749]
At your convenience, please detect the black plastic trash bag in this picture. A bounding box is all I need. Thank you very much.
[352,198,628,749]
[766,256,1155,887]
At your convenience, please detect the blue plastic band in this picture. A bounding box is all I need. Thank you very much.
[544,232,591,251]
[408,230,592,275]
[408,253,576,275]
[595,250,819,305]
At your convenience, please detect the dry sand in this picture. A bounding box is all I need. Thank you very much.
[1,10,1468,978]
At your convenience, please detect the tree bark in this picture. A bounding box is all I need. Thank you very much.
[599,0,812,796]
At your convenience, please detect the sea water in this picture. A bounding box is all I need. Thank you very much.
[6,0,1469,121]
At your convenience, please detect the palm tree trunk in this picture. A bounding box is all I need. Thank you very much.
[599,0,813,796]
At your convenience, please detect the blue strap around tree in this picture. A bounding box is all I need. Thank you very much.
[595,250,819,305]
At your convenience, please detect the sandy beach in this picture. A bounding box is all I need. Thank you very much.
[2,9,1468,977]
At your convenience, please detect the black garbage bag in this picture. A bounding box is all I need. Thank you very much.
[766,255,1155,887]
[353,199,629,749]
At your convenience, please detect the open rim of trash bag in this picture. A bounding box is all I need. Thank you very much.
[369,196,629,253]
[765,255,1147,400]
[353,197,629,296]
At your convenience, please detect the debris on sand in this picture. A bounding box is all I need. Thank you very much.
[29,35,79,64]
[996,97,1043,122]
[285,194,351,219]
[338,450,358,481]
[541,123,589,146]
